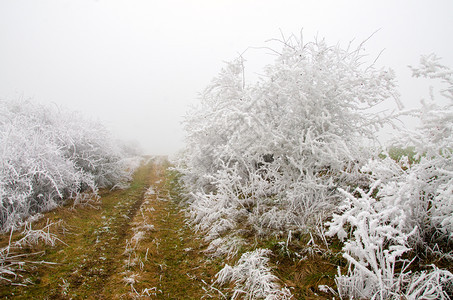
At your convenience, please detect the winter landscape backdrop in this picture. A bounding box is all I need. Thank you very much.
[0,0,452,299]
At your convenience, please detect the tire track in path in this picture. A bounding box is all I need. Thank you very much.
[104,158,220,299]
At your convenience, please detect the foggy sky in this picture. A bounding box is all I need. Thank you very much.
[1,0,452,155]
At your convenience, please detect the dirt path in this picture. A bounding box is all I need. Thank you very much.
[0,158,219,299]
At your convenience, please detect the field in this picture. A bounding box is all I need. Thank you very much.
[1,35,452,299]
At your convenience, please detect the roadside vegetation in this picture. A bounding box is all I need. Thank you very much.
[175,34,453,299]
[0,99,142,233]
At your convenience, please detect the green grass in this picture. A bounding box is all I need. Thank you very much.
[387,146,419,165]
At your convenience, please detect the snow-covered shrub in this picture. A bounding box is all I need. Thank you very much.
[214,248,292,299]
[326,179,416,298]
[401,54,453,243]
[327,159,453,299]
[327,55,453,299]
[0,99,134,231]
[177,35,400,253]
[50,110,133,189]
[362,54,453,248]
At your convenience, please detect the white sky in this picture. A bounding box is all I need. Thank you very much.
[1,0,452,155]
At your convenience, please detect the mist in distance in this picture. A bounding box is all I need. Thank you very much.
[1,0,452,155]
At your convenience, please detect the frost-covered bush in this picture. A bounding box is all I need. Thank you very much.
[214,248,292,299]
[328,182,453,299]
[326,179,416,298]
[401,54,453,243]
[177,35,400,254]
[327,55,453,299]
[0,99,135,231]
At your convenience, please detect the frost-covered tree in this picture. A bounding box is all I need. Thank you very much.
[177,35,401,255]
[326,55,453,298]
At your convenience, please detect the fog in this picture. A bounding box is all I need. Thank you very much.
[1,0,452,155]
